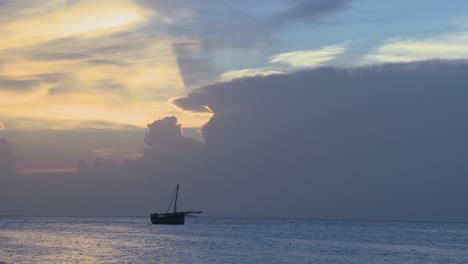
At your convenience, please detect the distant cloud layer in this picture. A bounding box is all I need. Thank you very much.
[274,0,351,25]
[2,60,468,221]
[366,32,468,63]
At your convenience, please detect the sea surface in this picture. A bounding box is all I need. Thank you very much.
[1,217,468,263]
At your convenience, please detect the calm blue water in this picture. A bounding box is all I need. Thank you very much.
[1,217,468,263]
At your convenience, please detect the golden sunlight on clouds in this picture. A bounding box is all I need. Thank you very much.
[0,60,68,77]
[0,83,52,104]
[0,0,211,132]
[270,43,348,68]
[219,68,283,82]
[1,92,209,130]
[0,0,148,50]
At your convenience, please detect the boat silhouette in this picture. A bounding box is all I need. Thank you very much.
[150,184,202,225]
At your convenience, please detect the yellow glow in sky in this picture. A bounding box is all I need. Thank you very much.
[0,83,51,104]
[0,1,148,50]
[0,1,212,132]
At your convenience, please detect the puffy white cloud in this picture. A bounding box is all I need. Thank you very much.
[366,32,468,63]
[270,43,348,68]
[219,68,283,82]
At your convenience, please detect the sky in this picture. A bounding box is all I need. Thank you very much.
[1,0,468,220]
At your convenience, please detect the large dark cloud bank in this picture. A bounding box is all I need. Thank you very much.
[1,60,468,221]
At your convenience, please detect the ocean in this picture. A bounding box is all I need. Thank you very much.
[1,217,467,263]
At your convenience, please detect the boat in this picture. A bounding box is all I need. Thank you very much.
[150,184,202,225]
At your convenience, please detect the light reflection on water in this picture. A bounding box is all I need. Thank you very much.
[1,217,468,263]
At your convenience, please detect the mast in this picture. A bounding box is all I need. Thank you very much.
[174,184,179,213]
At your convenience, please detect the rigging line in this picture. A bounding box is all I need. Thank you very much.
[165,186,177,213]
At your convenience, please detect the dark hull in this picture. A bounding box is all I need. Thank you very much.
[150,213,185,225]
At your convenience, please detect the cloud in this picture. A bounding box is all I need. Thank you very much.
[0,117,203,216]
[215,42,348,82]
[0,78,41,91]
[366,32,468,63]
[0,0,354,135]
[0,0,218,136]
[0,0,149,50]
[274,0,351,25]
[0,76,54,104]
[270,43,348,68]
[4,126,147,174]
[0,18,206,131]
[171,60,468,221]
[144,116,201,155]
[29,52,90,61]
[137,0,352,89]
[2,60,468,221]
[219,68,283,82]
[0,122,4,130]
